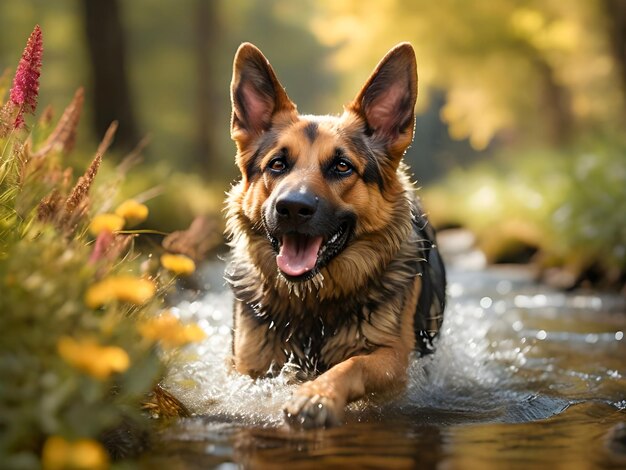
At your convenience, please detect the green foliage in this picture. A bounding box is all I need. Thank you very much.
[0,227,161,455]
[424,144,626,285]
[0,32,196,469]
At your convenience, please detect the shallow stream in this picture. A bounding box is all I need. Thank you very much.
[146,262,626,469]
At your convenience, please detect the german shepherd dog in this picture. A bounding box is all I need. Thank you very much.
[225,42,446,428]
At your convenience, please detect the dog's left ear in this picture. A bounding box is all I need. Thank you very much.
[349,43,417,157]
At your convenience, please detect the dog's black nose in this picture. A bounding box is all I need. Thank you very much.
[275,191,318,223]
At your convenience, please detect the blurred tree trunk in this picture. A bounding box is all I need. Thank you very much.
[534,57,573,146]
[194,0,219,173]
[82,0,140,151]
[603,0,626,108]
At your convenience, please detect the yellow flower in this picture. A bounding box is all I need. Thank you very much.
[115,199,148,226]
[160,253,196,276]
[89,214,124,236]
[85,276,156,308]
[42,435,109,470]
[139,311,205,349]
[57,336,130,380]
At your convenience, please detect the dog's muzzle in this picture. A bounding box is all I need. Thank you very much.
[264,189,355,282]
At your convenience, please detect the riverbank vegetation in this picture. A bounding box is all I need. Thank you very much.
[0,26,203,468]
[424,141,626,289]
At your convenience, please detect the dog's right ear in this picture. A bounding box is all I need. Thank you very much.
[230,43,296,147]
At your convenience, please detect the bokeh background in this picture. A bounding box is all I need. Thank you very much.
[1,0,624,287]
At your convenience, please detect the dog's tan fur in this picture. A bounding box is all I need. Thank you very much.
[225,42,446,427]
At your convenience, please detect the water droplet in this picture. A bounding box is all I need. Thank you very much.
[496,280,512,294]
[449,283,464,298]
[514,295,531,308]
[494,301,507,314]
[607,370,622,379]
[615,331,623,341]
[480,297,493,309]
[536,330,547,340]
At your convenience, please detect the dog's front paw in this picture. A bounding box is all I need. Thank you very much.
[283,391,344,429]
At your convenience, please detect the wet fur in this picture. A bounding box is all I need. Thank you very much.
[225,43,446,427]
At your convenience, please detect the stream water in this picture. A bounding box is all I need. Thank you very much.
[145,261,626,469]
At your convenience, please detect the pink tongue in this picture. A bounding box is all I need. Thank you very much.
[276,234,323,277]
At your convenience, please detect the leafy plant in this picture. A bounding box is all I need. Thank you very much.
[0,25,203,469]
[424,145,626,287]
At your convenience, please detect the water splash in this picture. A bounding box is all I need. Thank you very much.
[164,266,625,427]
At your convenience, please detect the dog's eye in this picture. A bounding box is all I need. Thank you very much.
[332,159,353,176]
[268,157,287,173]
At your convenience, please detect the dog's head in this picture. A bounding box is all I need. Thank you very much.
[229,43,417,284]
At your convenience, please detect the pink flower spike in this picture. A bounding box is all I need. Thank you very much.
[10,25,43,129]
[89,229,114,264]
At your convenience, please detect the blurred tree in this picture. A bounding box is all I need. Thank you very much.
[603,0,626,105]
[311,0,624,150]
[82,0,140,151]
[194,0,219,172]
[531,52,573,145]
[117,0,336,178]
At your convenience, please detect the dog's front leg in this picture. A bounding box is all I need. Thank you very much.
[284,344,410,428]
[232,302,278,378]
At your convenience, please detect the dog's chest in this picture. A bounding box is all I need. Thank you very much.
[228,256,411,376]
[265,307,371,376]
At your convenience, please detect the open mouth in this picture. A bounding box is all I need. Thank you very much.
[272,223,352,282]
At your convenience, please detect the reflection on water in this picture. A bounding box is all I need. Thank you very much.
[146,264,626,469]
